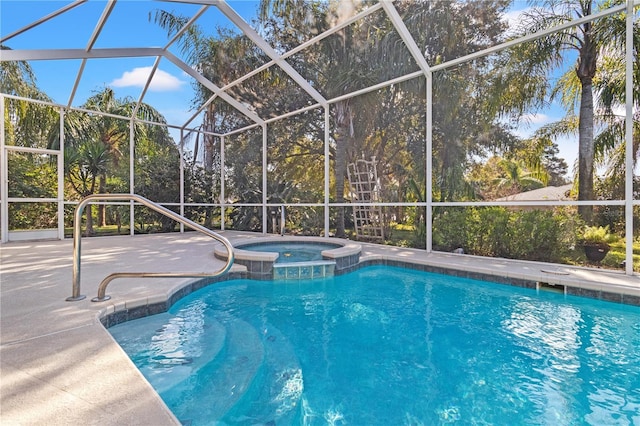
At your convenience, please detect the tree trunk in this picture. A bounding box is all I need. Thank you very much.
[577,80,595,223]
[576,16,597,224]
[97,173,106,227]
[204,134,215,228]
[334,100,353,238]
[335,134,347,238]
[85,204,94,237]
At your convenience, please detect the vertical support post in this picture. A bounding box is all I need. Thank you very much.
[324,107,331,237]
[624,0,634,275]
[129,121,135,235]
[0,95,7,243]
[57,107,65,240]
[262,124,268,234]
[221,135,226,230]
[426,72,433,252]
[179,127,185,233]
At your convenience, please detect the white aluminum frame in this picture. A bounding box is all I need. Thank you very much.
[0,0,637,275]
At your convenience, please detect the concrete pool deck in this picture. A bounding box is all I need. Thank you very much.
[2,231,639,425]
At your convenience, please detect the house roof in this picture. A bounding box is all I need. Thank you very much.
[495,184,574,202]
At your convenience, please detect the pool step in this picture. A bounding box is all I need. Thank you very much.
[146,317,227,394]
[222,322,303,424]
[117,312,304,424]
[109,312,227,395]
[162,315,265,423]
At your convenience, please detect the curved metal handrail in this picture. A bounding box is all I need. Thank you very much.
[66,193,235,302]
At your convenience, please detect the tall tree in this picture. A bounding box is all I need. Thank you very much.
[542,144,570,185]
[81,87,167,226]
[388,0,512,202]
[591,5,640,200]
[494,0,629,222]
[2,47,65,230]
[83,87,166,226]
[64,140,111,235]
[153,11,269,227]
[258,0,373,237]
[47,87,169,229]
[1,46,56,148]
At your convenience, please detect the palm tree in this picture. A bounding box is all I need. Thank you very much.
[153,11,266,228]
[56,88,168,226]
[1,45,56,148]
[495,0,628,223]
[1,46,38,96]
[156,0,374,236]
[591,8,640,198]
[86,88,168,225]
[493,158,545,195]
[323,28,376,238]
[65,141,111,235]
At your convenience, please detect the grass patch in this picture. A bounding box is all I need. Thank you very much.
[597,241,640,270]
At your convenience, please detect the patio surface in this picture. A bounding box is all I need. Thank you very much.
[2,231,639,425]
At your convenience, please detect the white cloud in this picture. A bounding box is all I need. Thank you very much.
[501,6,533,35]
[110,67,185,92]
[502,113,554,138]
[502,10,523,30]
[521,112,552,125]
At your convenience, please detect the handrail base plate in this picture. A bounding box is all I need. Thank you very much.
[66,295,86,301]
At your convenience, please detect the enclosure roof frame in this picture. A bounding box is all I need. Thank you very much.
[2,0,634,137]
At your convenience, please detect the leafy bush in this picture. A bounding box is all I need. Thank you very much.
[470,207,511,257]
[580,225,619,245]
[504,210,574,262]
[432,208,471,252]
[433,206,578,263]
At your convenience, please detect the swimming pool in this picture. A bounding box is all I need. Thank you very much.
[109,265,640,425]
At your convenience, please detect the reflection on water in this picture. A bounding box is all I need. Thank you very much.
[503,298,640,425]
[110,266,640,425]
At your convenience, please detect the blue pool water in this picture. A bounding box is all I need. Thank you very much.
[240,242,340,263]
[109,266,640,425]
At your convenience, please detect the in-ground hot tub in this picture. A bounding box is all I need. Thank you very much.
[216,237,361,280]
[243,241,342,263]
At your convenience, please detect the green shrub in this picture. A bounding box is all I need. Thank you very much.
[580,225,619,245]
[505,210,571,262]
[471,207,511,257]
[432,208,471,252]
[433,206,578,263]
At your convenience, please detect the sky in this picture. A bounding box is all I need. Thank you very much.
[1,0,260,141]
[503,2,579,174]
[0,0,578,175]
